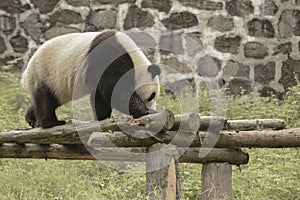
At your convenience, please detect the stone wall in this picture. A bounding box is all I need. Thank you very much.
[1,0,300,96]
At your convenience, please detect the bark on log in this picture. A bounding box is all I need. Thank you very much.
[225,119,286,131]
[0,144,249,165]
[1,127,300,148]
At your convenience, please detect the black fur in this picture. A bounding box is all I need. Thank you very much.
[25,83,66,128]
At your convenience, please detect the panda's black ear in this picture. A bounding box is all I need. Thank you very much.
[148,64,161,78]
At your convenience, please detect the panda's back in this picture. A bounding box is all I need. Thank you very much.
[22,32,101,104]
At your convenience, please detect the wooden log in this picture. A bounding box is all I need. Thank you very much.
[201,163,232,200]
[0,144,249,165]
[225,119,286,130]
[199,116,226,131]
[138,109,175,131]
[146,143,180,200]
[1,125,300,148]
[172,113,200,131]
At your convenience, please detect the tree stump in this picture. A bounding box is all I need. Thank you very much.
[201,162,232,200]
[146,143,180,200]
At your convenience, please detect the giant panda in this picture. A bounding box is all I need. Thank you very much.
[21,31,160,128]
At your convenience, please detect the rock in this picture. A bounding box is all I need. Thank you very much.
[162,12,198,30]
[127,32,156,48]
[244,42,268,59]
[228,78,251,95]
[65,0,89,7]
[0,36,7,54]
[207,16,234,32]
[0,15,16,34]
[49,10,82,25]
[273,42,292,55]
[142,0,172,13]
[278,10,300,38]
[214,36,241,54]
[259,87,283,98]
[165,78,195,96]
[197,55,221,77]
[184,33,203,57]
[20,14,42,42]
[31,0,59,14]
[261,0,278,16]
[254,62,275,84]
[0,0,27,14]
[223,60,249,80]
[92,0,135,4]
[159,33,184,55]
[124,5,154,30]
[180,0,223,10]
[0,56,24,69]
[44,26,79,40]
[225,0,254,16]
[247,19,275,38]
[161,56,192,74]
[9,35,28,53]
[279,58,300,89]
[86,10,116,31]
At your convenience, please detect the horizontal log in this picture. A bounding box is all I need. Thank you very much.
[0,125,298,148]
[0,144,249,165]
[225,119,286,131]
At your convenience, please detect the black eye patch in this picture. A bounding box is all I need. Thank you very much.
[148,92,156,102]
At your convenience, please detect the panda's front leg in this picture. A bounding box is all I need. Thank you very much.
[90,91,112,121]
[33,85,66,128]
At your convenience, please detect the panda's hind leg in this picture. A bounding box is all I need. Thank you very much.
[33,84,66,128]
[91,91,112,121]
[25,104,37,128]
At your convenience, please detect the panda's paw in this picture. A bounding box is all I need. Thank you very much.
[39,120,66,128]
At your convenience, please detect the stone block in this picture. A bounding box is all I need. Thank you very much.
[184,33,203,57]
[225,0,254,16]
[228,78,251,95]
[9,35,28,53]
[127,32,156,48]
[124,5,154,30]
[244,42,268,59]
[66,0,89,7]
[87,10,116,31]
[49,10,82,25]
[20,14,42,42]
[0,36,7,54]
[142,0,172,13]
[279,58,300,89]
[223,60,249,80]
[161,56,192,74]
[214,36,241,54]
[44,26,79,40]
[159,33,184,55]
[207,16,234,32]
[0,0,28,14]
[180,0,223,10]
[279,10,300,38]
[247,19,275,38]
[92,0,135,4]
[261,0,278,16]
[273,42,292,55]
[197,55,221,77]
[162,12,198,30]
[254,62,275,84]
[0,15,16,34]
[31,0,59,14]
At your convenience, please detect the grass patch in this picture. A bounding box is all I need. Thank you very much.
[0,71,299,199]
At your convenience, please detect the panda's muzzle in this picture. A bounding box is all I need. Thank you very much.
[129,91,156,118]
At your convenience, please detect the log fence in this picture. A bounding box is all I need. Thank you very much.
[0,111,299,199]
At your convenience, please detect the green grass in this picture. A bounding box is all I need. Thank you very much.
[0,71,299,199]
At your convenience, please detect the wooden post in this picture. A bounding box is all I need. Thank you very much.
[146,143,180,200]
[201,162,232,200]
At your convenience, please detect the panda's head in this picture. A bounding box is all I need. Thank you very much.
[114,32,161,117]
